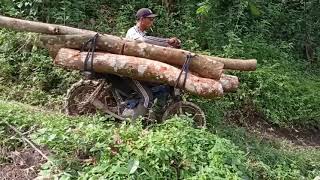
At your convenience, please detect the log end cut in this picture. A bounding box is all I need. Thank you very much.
[219,74,239,92]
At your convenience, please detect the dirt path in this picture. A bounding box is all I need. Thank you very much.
[225,105,320,147]
[0,148,49,180]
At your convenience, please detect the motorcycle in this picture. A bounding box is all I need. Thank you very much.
[64,68,206,128]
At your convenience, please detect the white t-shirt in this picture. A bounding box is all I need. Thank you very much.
[125,26,169,47]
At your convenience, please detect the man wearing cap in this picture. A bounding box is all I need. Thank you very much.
[126,8,181,48]
[120,8,180,119]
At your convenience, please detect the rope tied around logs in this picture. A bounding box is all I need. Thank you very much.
[81,33,99,74]
[174,53,195,89]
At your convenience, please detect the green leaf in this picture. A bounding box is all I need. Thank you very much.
[248,1,260,16]
[48,134,56,141]
[17,2,23,8]
[128,159,139,174]
[115,166,128,175]
[196,5,210,15]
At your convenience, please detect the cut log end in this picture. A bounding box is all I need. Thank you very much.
[220,74,239,92]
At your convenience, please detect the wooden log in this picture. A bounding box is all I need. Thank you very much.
[219,74,239,92]
[0,15,96,35]
[0,15,254,73]
[40,34,224,79]
[123,40,224,80]
[40,34,124,55]
[204,55,257,71]
[54,48,224,98]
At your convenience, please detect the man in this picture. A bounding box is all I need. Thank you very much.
[121,8,180,119]
[126,8,181,48]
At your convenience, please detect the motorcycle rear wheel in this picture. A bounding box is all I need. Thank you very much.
[161,101,206,128]
[64,79,119,116]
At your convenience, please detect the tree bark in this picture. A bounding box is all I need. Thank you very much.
[40,34,224,79]
[204,55,257,71]
[0,15,96,35]
[54,48,224,98]
[0,15,255,74]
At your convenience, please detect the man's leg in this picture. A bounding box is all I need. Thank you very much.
[121,80,153,119]
[132,80,153,108]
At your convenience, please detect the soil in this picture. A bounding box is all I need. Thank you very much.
[0,148,49,180]
[225,103,320,147]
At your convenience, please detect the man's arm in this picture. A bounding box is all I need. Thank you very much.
[140,35,170,47]
[125,27,180,47]
[140,35,181,48]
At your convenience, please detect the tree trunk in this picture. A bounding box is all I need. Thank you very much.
[40,34,224,79]
[204,55,257,71]
[0,15,96,35]
[54,48,225,98]
[40,34,256,72]
[0,15,255,74]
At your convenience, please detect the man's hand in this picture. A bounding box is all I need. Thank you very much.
[168,37,181,48]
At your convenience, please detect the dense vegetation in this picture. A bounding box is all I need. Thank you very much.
[0,0,319,179]
[1,101,319,179]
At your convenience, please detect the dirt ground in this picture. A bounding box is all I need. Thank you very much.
[225,104,320,147]
[0,148,49,180]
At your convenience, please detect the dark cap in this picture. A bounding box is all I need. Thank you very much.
[136,8,157,19]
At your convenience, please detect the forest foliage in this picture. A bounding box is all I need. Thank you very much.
[0,0,320,179]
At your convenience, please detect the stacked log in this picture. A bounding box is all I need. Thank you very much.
[39,34,224,80]
[54,48,224,98]
[0,15,256,71]
[0,15,257,98]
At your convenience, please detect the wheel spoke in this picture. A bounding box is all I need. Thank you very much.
[162,101,206,128]
[65,80,120,117]
[179,105,183,114]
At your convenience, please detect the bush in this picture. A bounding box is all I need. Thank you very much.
[0,101,318,179]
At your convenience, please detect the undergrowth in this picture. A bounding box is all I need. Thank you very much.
[0,101,319,179]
